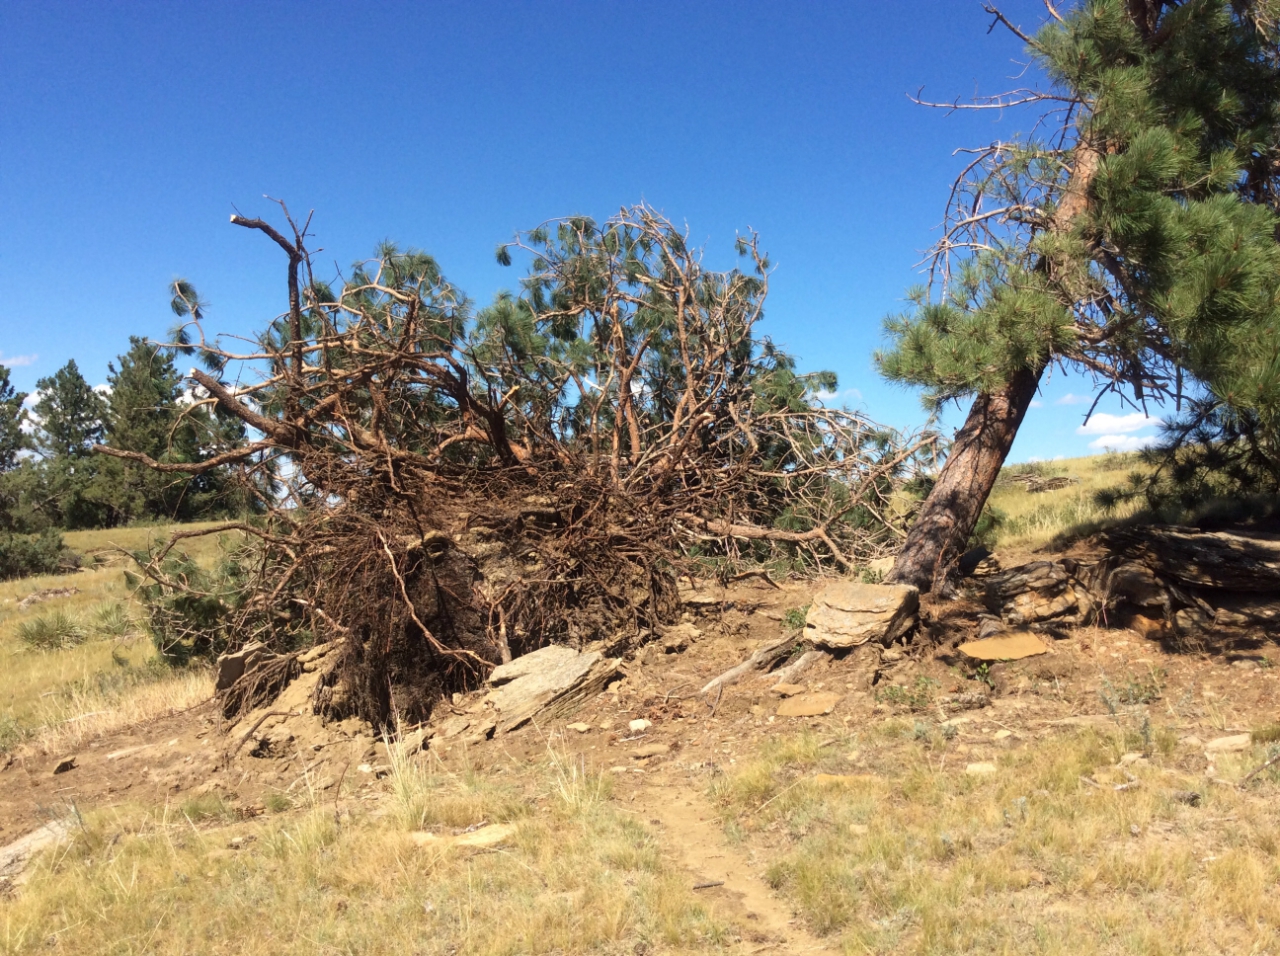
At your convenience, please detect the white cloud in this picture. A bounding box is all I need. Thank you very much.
[1028,399,1043,408]
[1076,411,1155,436]
[813,387,863,404]
[1055,393,1090,405]
[0,352,37,368]
[1086,433,1155,452]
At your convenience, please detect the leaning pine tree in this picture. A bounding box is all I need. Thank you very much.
[881,0,1280,592]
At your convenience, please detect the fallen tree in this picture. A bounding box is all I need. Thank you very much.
[98,203,938,728]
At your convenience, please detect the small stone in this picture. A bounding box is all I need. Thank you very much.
[881,646,904,663]
[966,762,998,776]
[628,718,652,733]
[771,683,806,697]
[776,692,841,718]
[941,716,972,727]
[993,729,1013,741]
[1129,824,1141,837]
[1180,735,1204,749]
[51,756,76,775]
[1205,733,1251,753]
[357,763,374,774]
[632,743,670,759]
[566,722,591,733]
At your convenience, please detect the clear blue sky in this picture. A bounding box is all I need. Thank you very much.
[0,0,1161,461]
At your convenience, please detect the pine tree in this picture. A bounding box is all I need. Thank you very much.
[0,365,26,474]
[33,360,106,460]
[881,0,1280,591]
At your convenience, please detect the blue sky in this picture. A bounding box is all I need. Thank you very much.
[0,0,1164,461]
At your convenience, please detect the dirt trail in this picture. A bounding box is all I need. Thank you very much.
[632,772,833,953]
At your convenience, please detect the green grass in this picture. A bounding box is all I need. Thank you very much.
[988,452,1150,550]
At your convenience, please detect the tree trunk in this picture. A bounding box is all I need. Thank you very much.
[887,365,1042,593]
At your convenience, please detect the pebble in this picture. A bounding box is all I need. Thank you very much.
[628,719,652,733]
[566,722,591,734]
[632,743,670,759]
[993,729,1013,741]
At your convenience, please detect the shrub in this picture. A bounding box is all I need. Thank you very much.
[0,529,69,580]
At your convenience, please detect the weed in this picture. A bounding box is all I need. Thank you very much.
[17,610,89,650]
[1100,669,1164,712]
[783,604,811,631]
[1252,723,1280,745]
[264,792,292,813]
[89,600,139,639]
[875,676,938,712]
[181,793,232,821]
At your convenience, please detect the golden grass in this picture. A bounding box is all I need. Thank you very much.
[0,750,730,956]
[988,452,1151,550]
[0,522,238,753]
[712,723,1280,954]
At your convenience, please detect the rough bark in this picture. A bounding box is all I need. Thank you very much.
[887,364,1043,593]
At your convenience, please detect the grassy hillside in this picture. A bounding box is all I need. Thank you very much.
[0,522,238,753]
[987,452,1149,551]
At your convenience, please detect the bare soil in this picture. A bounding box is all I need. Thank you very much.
[3,572,1278,948]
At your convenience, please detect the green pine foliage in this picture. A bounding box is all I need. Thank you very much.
[878,0,1280,431]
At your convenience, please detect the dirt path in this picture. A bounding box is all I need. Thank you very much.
[632,770,833,954]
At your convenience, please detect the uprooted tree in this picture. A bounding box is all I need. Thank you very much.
[881,0,1280,592]
[95,203,937,728]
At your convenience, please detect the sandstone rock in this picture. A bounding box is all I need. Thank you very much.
[984,562,1094,626]
[632,743,670,758]
[215,641,277,692]
[976,617,1007,639]
[1105,562,1170,614]
[867,556,896,578]
[776,691,840,717]
[1214,608,1251,627]
[771,683,806,697]
[483,645,620,733]
[957,631,1048,662]
[1205,733,1251,753]
[804,581,918,648]
[566,722,592,733]
[17,587,79,610]
[410,823,519,850]
[1127,613,1168,639]
[659,622,700,653]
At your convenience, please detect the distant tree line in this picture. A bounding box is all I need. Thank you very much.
[0,338,251,555]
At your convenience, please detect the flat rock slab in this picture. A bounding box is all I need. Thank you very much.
[804,581,919,648]
[776,692,841,717]
[410,823,519,850]
[0,820,69,885]
[771,683,806,697]
[957,632,1048,661]
[484,645,619,733]
[632,743,670,759]
[1205,733,1252,753]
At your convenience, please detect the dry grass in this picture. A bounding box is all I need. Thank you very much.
[711,722,1280,954]
[988,452,1150,550]
[0,750,729,956]
[0,522,237,753]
